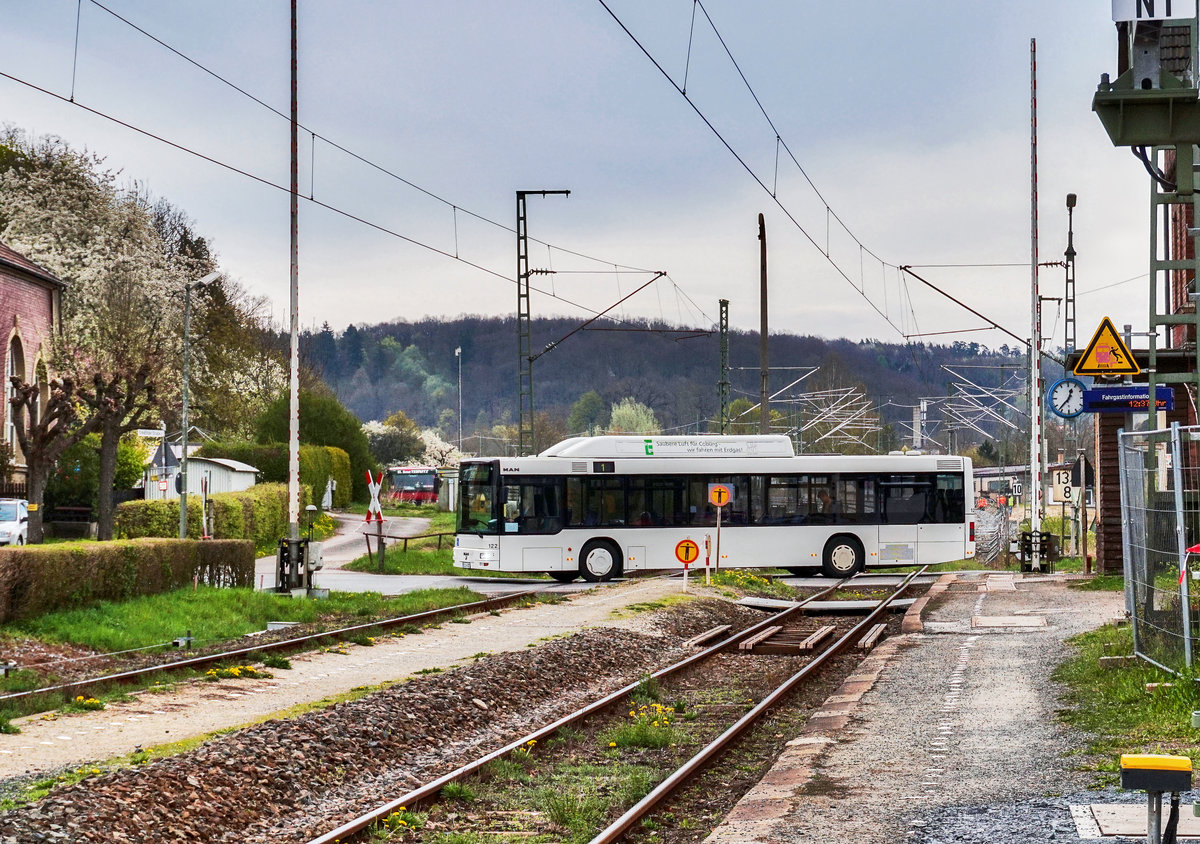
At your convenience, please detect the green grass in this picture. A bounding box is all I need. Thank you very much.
[606,700,679,749]
[343,502,443,519]
[344,544,531,578]
[344,508,541,578]
[704,569,798,599]
[6,585,485,653]
[1054,623,1200,787]
[442,781,476,802]
[874,558,995,574]
[1071,575,1125,592]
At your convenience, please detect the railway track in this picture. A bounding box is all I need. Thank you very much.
[302,568,925,844]
[0,585,559,709]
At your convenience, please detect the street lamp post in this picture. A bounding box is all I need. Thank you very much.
[179,271,220,540]
[455,346,462,450]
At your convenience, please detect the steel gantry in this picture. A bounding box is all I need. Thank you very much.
[516,190,569,456]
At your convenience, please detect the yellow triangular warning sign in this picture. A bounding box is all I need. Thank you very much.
[1074,316,1140,376]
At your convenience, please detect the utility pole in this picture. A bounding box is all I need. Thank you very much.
[718,299,730,434]
[178,272,219,539]
[286,0,302,584]
[455,346,463,451]
[1029,38,1044,571]
[516,189,569,456]
[758,214,769,435]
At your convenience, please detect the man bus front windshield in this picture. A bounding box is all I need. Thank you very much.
[458,462,497,533]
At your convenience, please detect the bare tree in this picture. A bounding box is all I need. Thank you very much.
[8,377,102,543]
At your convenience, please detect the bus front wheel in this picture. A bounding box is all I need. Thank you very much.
[821,535,864,578]
[579,539,622,582]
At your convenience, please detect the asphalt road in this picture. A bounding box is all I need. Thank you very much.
[252,513,959,596]
[253,514,599,595]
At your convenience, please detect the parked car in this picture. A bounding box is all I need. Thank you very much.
[0,499,28,546]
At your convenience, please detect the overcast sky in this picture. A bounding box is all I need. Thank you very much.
[0,1,1152,351]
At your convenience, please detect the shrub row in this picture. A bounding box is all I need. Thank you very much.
[197,441,351,509]
[115,483,313,554]
[0,539,253,623]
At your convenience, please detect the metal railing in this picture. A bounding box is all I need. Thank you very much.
[1119,422,1196,672]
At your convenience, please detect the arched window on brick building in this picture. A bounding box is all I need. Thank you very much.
[7,337,24,464]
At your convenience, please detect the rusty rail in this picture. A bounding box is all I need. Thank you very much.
[302,577,850,844]
[588,565,927,843]
[0,587,550,707]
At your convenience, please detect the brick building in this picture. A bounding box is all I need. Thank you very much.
[0,240,64,482]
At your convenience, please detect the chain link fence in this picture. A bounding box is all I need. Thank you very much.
[1118,423,1197,672]
[973,504,1011,565]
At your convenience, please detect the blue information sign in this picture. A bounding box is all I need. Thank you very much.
[1082,386,1174,413]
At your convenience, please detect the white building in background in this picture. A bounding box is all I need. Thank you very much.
[144,442,258,501]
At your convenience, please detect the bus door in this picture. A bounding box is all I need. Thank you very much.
[917,473,967,563]
[878,477,923,565]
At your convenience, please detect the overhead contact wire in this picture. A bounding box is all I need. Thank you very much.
[0,69,644,328]
[84,0,655,276]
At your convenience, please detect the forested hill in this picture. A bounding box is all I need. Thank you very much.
[300,315,1024,437]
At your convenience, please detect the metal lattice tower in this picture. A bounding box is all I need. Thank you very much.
[1094,14,1200,425]
[516,189,568,456]
[719,299,730,434]
[1064,194,1078,354]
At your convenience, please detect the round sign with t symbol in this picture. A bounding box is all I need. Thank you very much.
[675,539,699,564]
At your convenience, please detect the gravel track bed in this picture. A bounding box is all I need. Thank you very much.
[0,598,761,843]
[374,613,896,844]
[629,615,903,844]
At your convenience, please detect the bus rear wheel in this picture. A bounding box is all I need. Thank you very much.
[579,539,622,582]
[821,535,864,578]
[548,571,577,583]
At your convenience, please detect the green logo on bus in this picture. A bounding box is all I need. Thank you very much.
[644,438,654,456]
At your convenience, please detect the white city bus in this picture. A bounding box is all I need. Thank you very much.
[453,435,975,581]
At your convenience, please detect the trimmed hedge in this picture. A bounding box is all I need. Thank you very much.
[326,446,352,508]
[0,539,253,623]
[299,445,331,507]
[115,483,312,554]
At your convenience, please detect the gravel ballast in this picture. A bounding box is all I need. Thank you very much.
[0,591,761,843]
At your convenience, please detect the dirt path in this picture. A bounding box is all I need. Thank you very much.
[1,577,686,778]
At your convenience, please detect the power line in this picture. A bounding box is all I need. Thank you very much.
[905,262,1031,269]
[598,0,1073,359]
[1078,271,1148,295]
[0,67,672,331]
[83,0,655,277]
[594,0,902,337]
